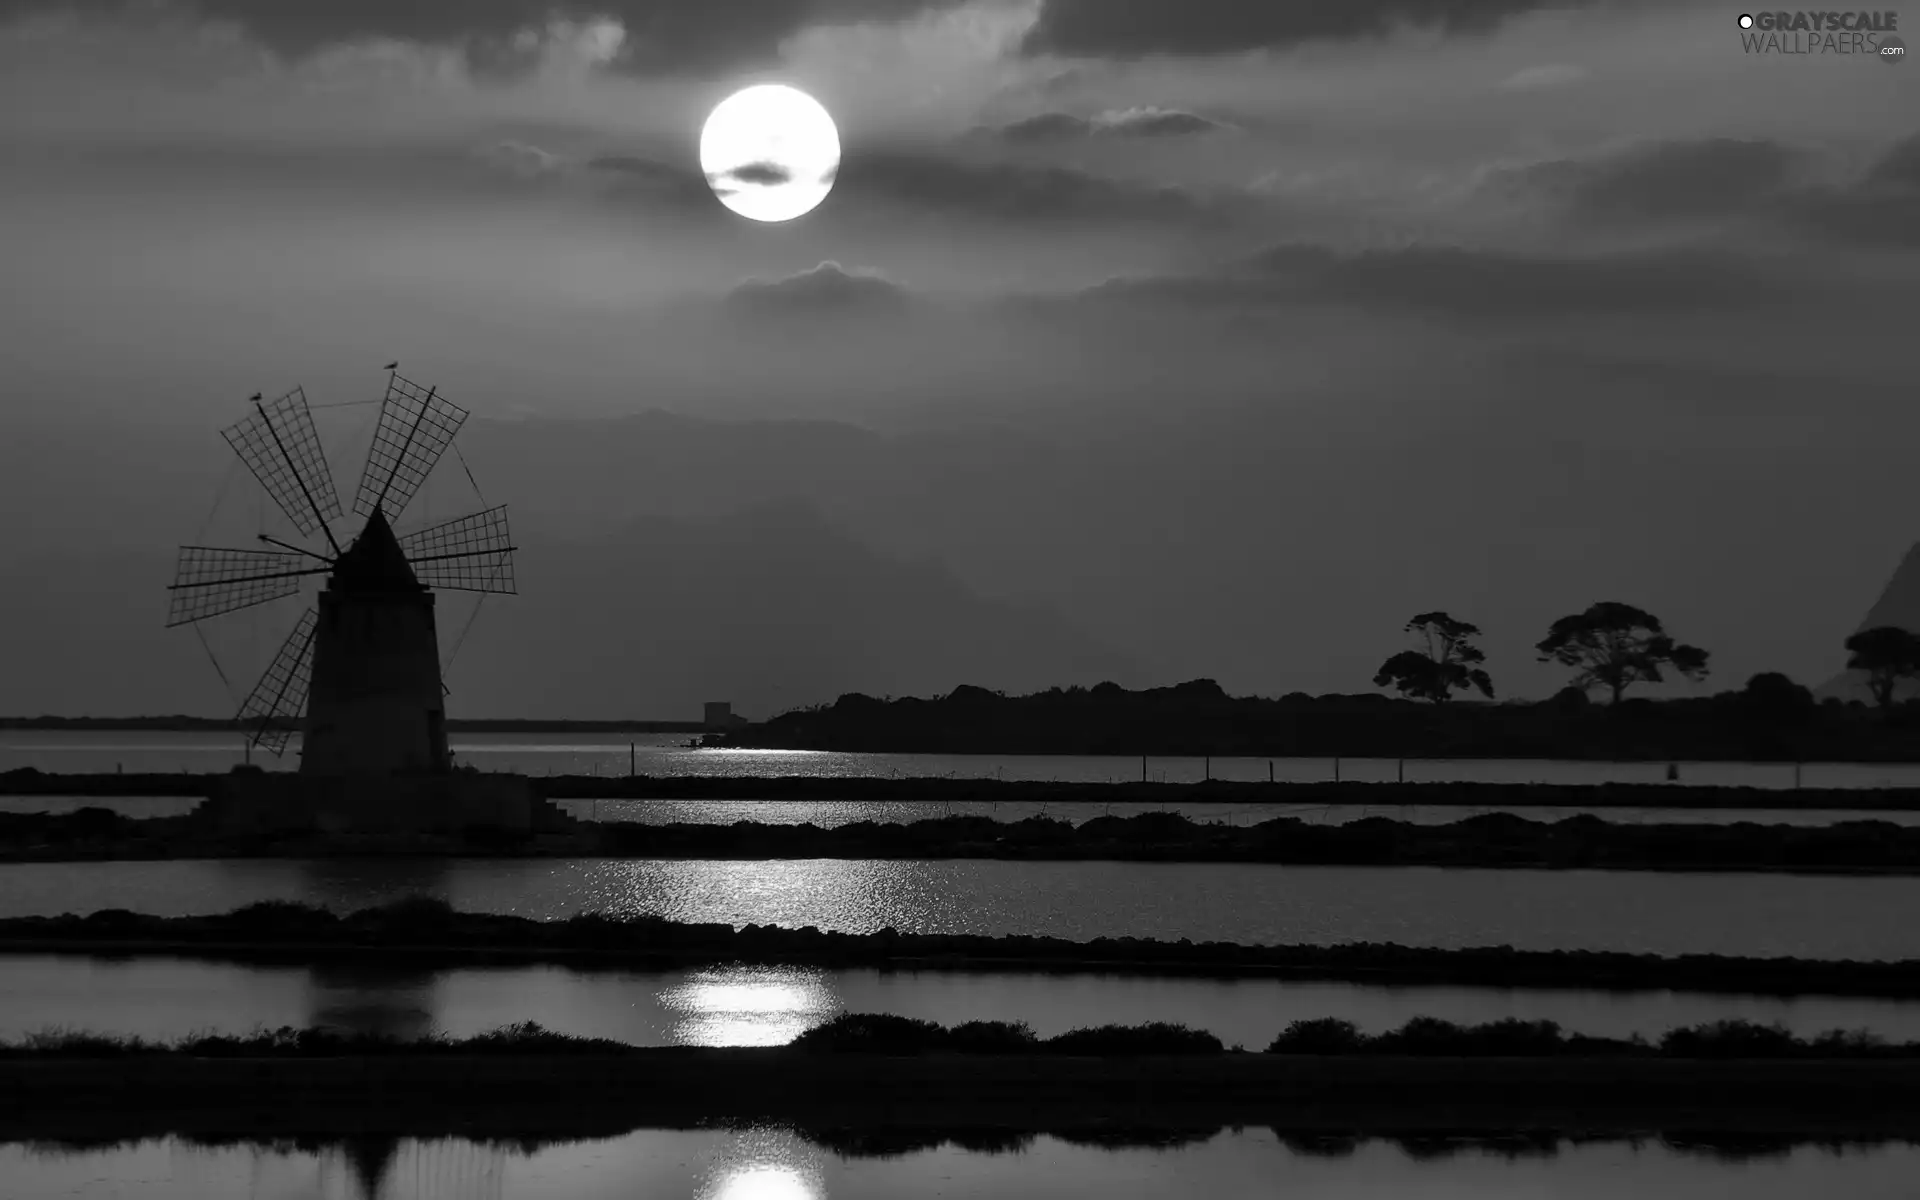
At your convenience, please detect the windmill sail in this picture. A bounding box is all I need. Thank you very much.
[166,546,329,627]
[221,388,344,541]
[397,505,517,594]
[353,373,470,521]
[235,607,318,754]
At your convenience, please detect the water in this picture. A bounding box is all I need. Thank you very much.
[4,1129,1918,1200]
[8,730,1920,788]
[16,794,1920,828]
[3,858,1918,959]
[5,954,1918,1048]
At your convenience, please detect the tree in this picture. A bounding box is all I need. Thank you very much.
[1843,626,1920,709]
[1373,612,1495,703]
[1741,672,1814,726]
[1535,602,1709,705]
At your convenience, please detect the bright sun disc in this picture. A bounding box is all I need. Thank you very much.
[700,85,840,222]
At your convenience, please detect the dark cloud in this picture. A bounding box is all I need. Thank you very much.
[1496,138,1808,225]
[1785,133,1920,248]
[843,150,1217,224]
[723,261,915,317]
[0,0,958,72]
[988,107,1229,144]
[720,161,794,186]
[1082,241,1792,318]
[585,153,713,207]
[1018,0,1594,57]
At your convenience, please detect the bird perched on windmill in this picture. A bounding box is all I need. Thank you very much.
[166,367,563,837]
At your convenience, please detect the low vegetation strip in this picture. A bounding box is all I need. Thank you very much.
[12,805,1920,872]
[6,898,1920,997]
[0,1014,1908,1060]
[8,1017,1920,1141]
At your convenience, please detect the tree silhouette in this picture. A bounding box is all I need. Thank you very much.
[1373,612,1494,703]
[1535,602,1709,705]
[1843,626,1920,709]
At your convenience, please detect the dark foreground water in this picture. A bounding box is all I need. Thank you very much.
[5,1129,1918,1199]
[7,955,1920,1048]
[3,858,1919,959]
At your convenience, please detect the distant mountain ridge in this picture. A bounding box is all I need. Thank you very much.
[0,502,1138,720]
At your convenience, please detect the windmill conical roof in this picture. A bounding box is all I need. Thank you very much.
[1817,541,1920,700]
[330,508,422,592]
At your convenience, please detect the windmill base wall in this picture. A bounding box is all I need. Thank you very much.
[201,772,574,837]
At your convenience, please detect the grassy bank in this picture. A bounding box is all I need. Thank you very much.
[6,898,1920,997]
[12,803,1920,872]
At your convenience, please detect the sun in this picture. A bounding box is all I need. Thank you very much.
[700,85,840,223]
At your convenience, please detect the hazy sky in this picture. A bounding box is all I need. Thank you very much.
[1,0,1916,716]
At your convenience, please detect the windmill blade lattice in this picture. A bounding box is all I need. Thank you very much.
[397,505,518,594]
[235,607,318,754]
[166,546,329,627]
[221,388,343,540]
[354,373,470,522]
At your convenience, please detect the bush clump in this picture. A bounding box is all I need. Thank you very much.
[1046,1022,1223,1056]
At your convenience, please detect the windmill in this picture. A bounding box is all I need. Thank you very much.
[167,369,516,776]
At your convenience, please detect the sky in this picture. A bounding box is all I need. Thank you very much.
[0,0,1916,718]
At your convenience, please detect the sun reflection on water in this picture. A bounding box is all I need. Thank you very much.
[659,965,838,1046]
[703,1163,821,1200]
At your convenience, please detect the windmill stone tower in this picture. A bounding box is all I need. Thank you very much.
[166,369,573,839]
[302,509,452,775]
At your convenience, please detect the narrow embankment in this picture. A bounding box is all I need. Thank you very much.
[7,900,1920,997]
[9,770,1920,810]
[11,803,1920,872]
[7,1019,1920,1141]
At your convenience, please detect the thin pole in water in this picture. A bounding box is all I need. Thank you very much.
[1334,757,1341,784]
[1398,759,1404,784]
[1142,755,1147,783]
[1795,761,1803,789]
[1268,761,1274,784]
[1204,756,1210,782]
[630,742,636,777]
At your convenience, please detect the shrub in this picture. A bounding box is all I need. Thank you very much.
[1267,1018,1366,1055]
[791,1013,949,1054]
[948,1020,1039,1053]
[1046,1022,1222,1056]
[1659,1020,1800,1058]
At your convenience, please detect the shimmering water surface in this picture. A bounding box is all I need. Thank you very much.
[6,954,1919,1048]
[3,858,1918,959]
[4,1130,1918,1200]
[7,730,1920,788]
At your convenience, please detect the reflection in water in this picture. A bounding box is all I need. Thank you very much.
[705,1164,820,1200]
[662,966,839,1046]
[305,961,440,1041]
[11,1129,1920,1198]
[700,1129,823,1200]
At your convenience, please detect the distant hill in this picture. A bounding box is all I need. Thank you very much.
[0,502,1137,720]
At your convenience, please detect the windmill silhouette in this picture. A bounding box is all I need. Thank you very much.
[167,368,515,771]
